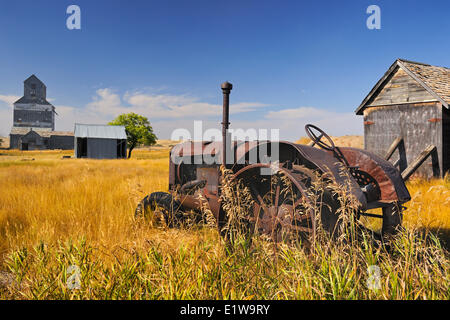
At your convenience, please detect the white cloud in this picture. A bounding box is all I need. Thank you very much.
[0,108,12,136]
[0,95,19,136]
[54,105,110,131]
[85,88,124,116]
[84,89,268,119]
[0,89,363,141]
[261,106,363,140]
[265,107,334,120]
[0,95,19,106]
[230,113,362,141]
[152,110,362,141]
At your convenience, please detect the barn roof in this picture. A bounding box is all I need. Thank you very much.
[24,74,45,85]
[74,124,127,140]
[14,74,52,106]
[10,127,51,135]
[21,130,42,139]
[10,127,73,137]
[14,96,53,105]
[356,59,450,115]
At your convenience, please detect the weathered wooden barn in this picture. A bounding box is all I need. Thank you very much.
[10,128,74,151]
[9,75,75,150]
[356,59,449,178]
[74,124,127,159]
[13,75,55,130]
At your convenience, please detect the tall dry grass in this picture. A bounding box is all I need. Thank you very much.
[404,175,450,229]
[0,149,448,299]
[0,149,170,261]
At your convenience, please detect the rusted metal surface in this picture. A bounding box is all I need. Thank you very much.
[197,167,219,194]
[138,82,414,242]
[171,139,393,208]
[173,192,221,222]
[290,143,368,207]
[171,141,222,157]
[337,147,410,203]
[164,130,412,242]
[232,163,316,240]
[170,140,380,209]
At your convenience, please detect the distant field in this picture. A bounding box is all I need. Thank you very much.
[0,137,178,151]
[1,135,363,150]
[0,137,9,149]
[297,135,364,149]
[0,143,448,299]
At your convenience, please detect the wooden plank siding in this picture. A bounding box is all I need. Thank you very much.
[366,67,437,107]
[443,106,450,176]
[363,102,443,178]
[356,59,449,178]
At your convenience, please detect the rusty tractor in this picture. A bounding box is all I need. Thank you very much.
[135,82,411,243]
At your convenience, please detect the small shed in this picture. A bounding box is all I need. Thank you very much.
[19,130,46,150]
[11,127,74,150]
[356,59,449,178]
[74,124,127,159]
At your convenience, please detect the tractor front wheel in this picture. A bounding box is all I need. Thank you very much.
[135,192,184,227]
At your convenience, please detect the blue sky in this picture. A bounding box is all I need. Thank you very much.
[0,0,449,139]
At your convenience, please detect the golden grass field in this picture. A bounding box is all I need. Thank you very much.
[296,135,364,149]
[0,139,448,299]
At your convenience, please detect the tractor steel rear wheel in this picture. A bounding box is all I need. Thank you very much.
[135,192,184,227]
[232,164,341,244]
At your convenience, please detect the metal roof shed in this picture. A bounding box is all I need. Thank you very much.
[74,124,127,159]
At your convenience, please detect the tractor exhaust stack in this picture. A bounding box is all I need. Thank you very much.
[221,81,233,167]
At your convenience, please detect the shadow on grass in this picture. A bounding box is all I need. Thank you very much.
[417,227,450,252]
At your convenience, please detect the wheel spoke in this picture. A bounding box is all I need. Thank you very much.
[289,223,313,233]
[235,165,317,243]
[294,212,311,222]
[252,203,261,222]
[279,204,311,224]
[293,196,306,210]
[274,185,280,210]
[249,183,268,210]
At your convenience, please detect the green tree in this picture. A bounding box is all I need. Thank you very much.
[108,113,157,158]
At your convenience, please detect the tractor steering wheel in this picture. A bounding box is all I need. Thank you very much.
[305,124,335,151]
